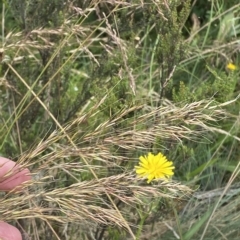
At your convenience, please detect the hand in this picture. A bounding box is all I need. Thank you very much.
[0,157,30,240]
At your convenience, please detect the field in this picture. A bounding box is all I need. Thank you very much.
[0,1,240,239]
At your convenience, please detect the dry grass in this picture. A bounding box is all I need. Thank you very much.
[1,1,240,239]
[1,94,237,239]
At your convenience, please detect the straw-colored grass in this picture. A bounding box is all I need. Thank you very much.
[1,0,240,239]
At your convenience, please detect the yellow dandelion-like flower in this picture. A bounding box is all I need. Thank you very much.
[135,152,175,183]
[226,63,237,71]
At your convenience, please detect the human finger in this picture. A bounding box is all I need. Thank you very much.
[0,157,30,191]
[0,221,22,240]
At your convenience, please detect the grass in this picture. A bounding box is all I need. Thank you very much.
[0,0,240,239]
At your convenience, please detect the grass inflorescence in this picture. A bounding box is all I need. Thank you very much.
[0,0,240,239]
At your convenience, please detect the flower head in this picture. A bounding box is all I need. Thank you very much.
[226,63,237,71]
[135,152,174,183]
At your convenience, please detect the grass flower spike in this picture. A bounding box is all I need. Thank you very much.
[135,152,175,183]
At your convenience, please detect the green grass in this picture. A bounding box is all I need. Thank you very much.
[0,0,240,239]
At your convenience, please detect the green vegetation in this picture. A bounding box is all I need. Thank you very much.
[1,0,240,239]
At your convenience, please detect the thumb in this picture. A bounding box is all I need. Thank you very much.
[0,222,22,240]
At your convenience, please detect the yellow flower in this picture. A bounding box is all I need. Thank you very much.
[135,152,175,183]
[226,63,237,71]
